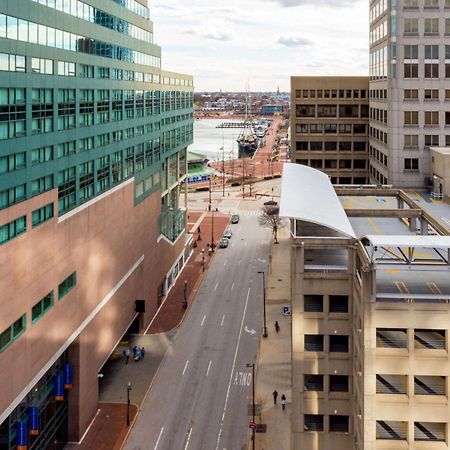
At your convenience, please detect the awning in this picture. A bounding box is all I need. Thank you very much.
[279,163,356,238]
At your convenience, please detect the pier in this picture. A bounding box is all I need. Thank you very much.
[216,122,246,129]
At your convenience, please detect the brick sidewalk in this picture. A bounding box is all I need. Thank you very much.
[146,211,230,334]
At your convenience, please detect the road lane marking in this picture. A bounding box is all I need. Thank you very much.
[231,283,234,291]
[154,427,164,449]
[201,315,206,326]
[206,360,212,377]
[224,259,228,266]
[221,315,225,326]
[184,428,192,450]
[182,360,189,375]
[215,288,252,450]
[215,282,219,291]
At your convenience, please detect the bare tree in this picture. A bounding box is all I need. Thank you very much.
[259,205,283,243]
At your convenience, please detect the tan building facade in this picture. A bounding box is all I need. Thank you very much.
[430,146,450,203]
[291,76,369,184]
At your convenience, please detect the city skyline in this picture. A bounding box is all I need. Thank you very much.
[152,0,369,92]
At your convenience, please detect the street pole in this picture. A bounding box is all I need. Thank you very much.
[201,248,205,272]
[211,208,215,251]
[184,280,188,308]
[126,381,132,426]
[246,363,255,450]
[208,177,212,211]
[258,271,268,337]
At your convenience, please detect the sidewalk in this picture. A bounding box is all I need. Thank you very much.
[250,227,292,450]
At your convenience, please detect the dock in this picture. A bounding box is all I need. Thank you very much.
[216,122,246,129]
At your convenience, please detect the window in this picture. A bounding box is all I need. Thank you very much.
[404,18,418,34]
[425,135,439,147]
[0,315,26,352]
[58,61,75,76]
[0,151,25,174]
[310,142,322,151]
[424,0,439,6]
[31,88,53,134]
[304,375,323,391]
[446,112,450,125]
[304,295,323,312]
[425,45,439,60]
[0,87,26,140]
[296,105,315,117]
[404,111,418,126]
[404,63,418,78]
[79,64,94,78]
[317,105,337,117]
[329,295,348,313]
[304,415,324,432]
[58,167,76,213]
[58,272,76,300]
[339,105,359,118]
[404,134,419,148]
[56,141,76,158]
[31,175,53,196]
[339,124,352,134]
[31,292,53,323]
[0,216,26,245]
[329,416,349,433]
[425,63,439,78]
[0,52,26,72]
[425,18,439,35]
[404,158,419,171]
[0,184,26,209]
[404,44,418,59]
[32,203,54,227]
[424,89,439,100]
[31,57,53,74]
[425,111,439,126]
[329,375,349,392]
[329,335,349,352]
[305,335,324,352]
[31,146,53,164]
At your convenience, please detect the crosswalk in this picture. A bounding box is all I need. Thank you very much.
[217,209,262,216]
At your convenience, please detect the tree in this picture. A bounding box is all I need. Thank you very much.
[258,205,283,243]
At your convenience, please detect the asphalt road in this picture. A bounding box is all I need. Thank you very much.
[124,199,273,450]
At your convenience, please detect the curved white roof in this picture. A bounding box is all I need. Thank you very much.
[279,163,356,238]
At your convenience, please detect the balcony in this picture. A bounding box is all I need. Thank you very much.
[158,206,185,242]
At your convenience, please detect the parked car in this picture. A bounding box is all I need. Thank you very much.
[264,200,278,206]
[231,214,240,224]
[219,238,229,248]
[223,229,232,239]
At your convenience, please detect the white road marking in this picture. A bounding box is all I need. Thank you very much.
[154,427,164,449]
[215,282,219,291]
[206,360,212,377]
[184,428,192,450]
[215,288,252,450]
[231,283,235,291]
[182,360,189,375]
[221,315,225,326]
[224,259,228,266]
[201,315,206,327]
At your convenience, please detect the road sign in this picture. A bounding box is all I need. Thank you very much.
[249,422,257,430]
[282,305,291,316]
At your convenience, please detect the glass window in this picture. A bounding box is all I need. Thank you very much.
[58,272,76,300]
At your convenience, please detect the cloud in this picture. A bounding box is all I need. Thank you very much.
[183,27,233,41]
[276,36,311,47]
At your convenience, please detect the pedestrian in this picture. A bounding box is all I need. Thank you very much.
[132,345,137,357]
[124,348,130,365]
[198,225,201,234]
[281,394,286,410]
[134,347,141,361]
[274,321,280,333]
[141,347,145,359]
[272,389,278,404]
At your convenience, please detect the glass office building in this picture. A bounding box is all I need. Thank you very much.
[0,0,193,448]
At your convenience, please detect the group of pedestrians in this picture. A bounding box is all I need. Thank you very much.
[123,345,145,364]
[272,390,287,410]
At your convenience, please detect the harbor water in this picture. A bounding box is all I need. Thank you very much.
[191,119,244,162]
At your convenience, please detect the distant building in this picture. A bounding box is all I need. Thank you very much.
[0,0,193,447]
[291,76,369,184]
[369,0,450,187]
[261,104,284,115]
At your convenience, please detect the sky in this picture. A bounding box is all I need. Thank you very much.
[151,0,369,92]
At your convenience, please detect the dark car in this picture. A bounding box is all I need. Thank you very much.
[264,200,278,206]
[231,214,240,224]
[219,238,229,248]
[223,229,232,239]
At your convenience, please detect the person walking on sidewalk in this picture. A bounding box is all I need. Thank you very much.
[124,348,130,365]
[272,390,278,405]
[281,394,287,410]
[274,321,280,333]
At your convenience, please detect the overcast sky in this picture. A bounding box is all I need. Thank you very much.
[151,0,368,92]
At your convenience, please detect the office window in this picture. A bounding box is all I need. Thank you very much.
[0,151,26,174]
[31,57,53,74]
[32,203,54,227]
[305,335,324,352]
[58,167,76,213]
[404,89,418,99]
[296,124,308,134]
[424,0,438,6]
[425,63,439,78]
[425,18,439,35]
[304,375,323,391]
[339,105,359,118]
[329,416,349,433]
[404,18,418,34]
[404,0,418,6]
[404,111,418,125]
[414,422,445,441]
[0,87,26,140]
[446,112,450,125]
[0,52,26,72]
[58,61,75,76]
[97,66,110,79]
[304,415,324,432]
[424,111,439,125]
[0,216,26,245]
[404,134,419,148]
[317,105,337,117]
[424,89,439,100]
[404,158,419,171]
[425,45,439,60]
[31,175,53,196]
[310,124,323,134]
[58,272,76,300]
[310,142,322,151]
[79,64,94,78]
[31,292,53,323]
[31,88,53,134]
[0,184,26,210]
[425,135,439,147]
[0,315,26,352]
[304,295,323,312]
[296,105,315,117]
[446,19,450,35]
[404,44,418,59]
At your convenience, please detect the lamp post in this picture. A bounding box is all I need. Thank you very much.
[183,280,188,308]
[201,248,205,272]
[257,271,268,337]
[211,207,215,251]
[126,381,132,426]
[246,363,255,450]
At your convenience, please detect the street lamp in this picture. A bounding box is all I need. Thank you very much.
[257,271,268,337]
[183,280,188,308]
[246,363,255,450]
[201,248,205,272]
[126,381,132,426]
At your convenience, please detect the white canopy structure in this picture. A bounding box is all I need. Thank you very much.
[279,163,356,238]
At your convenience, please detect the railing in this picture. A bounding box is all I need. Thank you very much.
[158,206,186,242]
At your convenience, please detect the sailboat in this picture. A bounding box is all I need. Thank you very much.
[237,87,258,158]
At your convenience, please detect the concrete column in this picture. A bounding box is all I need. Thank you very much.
[420,217,428,235]
[397,197,404,209]
[409,217,417,233]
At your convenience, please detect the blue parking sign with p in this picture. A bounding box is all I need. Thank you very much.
[283,306,291,316]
